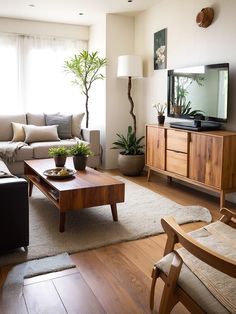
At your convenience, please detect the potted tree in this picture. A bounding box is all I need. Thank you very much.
[68,143,93,170]
[48,146,69,167]
[64,50,107,128]
[112,126,145,176]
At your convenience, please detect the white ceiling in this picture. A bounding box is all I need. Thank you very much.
[0,0,158,26]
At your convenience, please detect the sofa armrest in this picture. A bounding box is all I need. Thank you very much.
[81,128,100,156]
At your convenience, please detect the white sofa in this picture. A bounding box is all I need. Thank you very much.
[0,113,101,174]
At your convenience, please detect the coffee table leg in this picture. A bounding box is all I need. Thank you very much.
[59,212,66,232]
[29,181,33,196]
[110,203,118,221]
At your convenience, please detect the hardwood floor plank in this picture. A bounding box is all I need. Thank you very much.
[117,238,163,276]
[53,272,105,314]
[24,281,66,314]
[71,250,143,314]
[93,245,152,313]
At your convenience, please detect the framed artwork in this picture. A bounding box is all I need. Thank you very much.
[154,28,167,70]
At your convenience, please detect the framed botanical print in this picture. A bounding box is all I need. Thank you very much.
[154,28,167,70]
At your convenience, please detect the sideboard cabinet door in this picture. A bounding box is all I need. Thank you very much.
[146,126,165,170]
[189,133,223,188]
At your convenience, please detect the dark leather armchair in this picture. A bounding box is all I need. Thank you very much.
[0,177,29,251]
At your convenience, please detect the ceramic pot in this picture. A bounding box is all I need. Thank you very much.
[73,156,88,171]
[54,156,66,167]
[158,115,165,125]
[118,153,145,176]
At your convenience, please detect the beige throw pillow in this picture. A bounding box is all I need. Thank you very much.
[11,122,26,142]
[23,125,60,143]
[72,113,85,138]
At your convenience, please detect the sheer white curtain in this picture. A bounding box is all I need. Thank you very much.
[0,34,20,113]
[0,33,87,114]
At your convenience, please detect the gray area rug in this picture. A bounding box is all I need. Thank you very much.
[0,253,75,314]
[0,176,212,267]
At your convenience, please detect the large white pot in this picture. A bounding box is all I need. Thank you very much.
[118,153,145,176]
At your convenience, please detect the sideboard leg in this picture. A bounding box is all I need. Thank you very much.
[147,168,151,181]
[220,190,225,209]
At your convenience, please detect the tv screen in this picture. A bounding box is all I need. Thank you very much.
[167,63,229,123]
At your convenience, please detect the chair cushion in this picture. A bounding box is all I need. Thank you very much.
[45,114,72,139]
[156,253,229,313]
[23,125,60,143]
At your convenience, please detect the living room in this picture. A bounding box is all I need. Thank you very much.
[0,0,235,313]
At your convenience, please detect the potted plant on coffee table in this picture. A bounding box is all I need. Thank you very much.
[112,126,145,176]
[48,146,69,167]
[68,143,93,170]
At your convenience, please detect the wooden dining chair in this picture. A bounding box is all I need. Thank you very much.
[150,208,236,313]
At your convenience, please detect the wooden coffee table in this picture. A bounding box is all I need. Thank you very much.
[24,158,125,232]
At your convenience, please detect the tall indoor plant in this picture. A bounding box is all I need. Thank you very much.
[64,50,106,128]
[112,126,145,176]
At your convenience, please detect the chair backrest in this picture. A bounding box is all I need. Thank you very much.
[161,216,236,278]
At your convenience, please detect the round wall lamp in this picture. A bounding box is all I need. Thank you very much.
[196,7,214,28]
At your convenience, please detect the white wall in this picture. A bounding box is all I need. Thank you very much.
[135,0,236,130]
[0,17,89,40]
[105,14,136,169]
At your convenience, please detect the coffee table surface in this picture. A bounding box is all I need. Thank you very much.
[24,158,125,232]
[24,158,123,191]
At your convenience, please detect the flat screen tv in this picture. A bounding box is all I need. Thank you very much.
[167,63,229,131]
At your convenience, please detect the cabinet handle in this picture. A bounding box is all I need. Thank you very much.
[157,140,159,148]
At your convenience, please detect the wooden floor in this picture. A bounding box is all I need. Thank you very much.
[1,170,235,313]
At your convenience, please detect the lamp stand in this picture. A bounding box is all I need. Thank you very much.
[127,76,137,134]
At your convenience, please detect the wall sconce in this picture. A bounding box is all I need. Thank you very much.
[196,7,214,28]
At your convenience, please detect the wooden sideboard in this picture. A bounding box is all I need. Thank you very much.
[146,124,236,207]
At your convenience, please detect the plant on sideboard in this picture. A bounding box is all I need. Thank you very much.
[64,50,107,129]
[153,102,167,125]
[111,126,145,176]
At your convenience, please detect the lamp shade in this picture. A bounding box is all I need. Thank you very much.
[117,55,143,78]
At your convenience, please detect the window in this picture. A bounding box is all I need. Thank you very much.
[0,33,87,114]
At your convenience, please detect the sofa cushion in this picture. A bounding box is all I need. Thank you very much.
[13,145,34,161]
[26,113,45,126]
[72,113,85,139]
[30,139,79,158]
[11,122,27,142]
[45,114,73,139]
[0,114,26,141]
[23,125,60,143]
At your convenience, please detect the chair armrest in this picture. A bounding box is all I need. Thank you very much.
[81,128,100,155]
[161,217,236,278]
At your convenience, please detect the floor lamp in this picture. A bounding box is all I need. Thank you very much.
[117,55,143,134]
